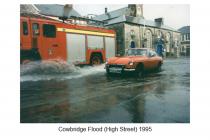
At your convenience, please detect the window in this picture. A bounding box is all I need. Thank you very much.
[130,41,136,48]
[185,34,188,41]
[145,30,152,49]
[22,22,28,35]
[32,23,39,36]
[148,51,157,57]
[127,49,147,56]
[43,24,56,38]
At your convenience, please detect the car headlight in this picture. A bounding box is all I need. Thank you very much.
[105,58,109,65]
[128,61,134,66]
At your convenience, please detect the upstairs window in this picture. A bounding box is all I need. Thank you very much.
[182,34,184,41]
[43,24,56,38]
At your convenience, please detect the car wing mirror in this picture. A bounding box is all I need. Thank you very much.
[148,54,155,57]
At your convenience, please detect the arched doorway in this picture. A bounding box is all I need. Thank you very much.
[145,29,153,49]
[130,40,136,48]
[156,30,163,39]
[165,32,171,53]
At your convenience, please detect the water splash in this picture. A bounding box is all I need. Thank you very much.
[20,60,105,82]
[20,60,79,75]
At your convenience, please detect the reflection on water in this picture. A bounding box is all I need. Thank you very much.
[20,58,190,123]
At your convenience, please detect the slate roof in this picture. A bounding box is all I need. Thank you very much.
[34,4,81,18]
[178,26,190,34]
[20,4,81,18]
[102,15,177,32]
[93,7,128,21]
[20,4,39,14]
[94,6,179,32]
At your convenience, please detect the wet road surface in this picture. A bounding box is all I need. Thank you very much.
[20,57,190,123]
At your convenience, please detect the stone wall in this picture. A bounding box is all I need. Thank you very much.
[108,22,181,57]
[124,23,141,49]
[107,23,125,55]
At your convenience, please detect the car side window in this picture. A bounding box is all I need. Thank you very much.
[148,51,156,57]
[148,51,152,57]
[152,51,157,56]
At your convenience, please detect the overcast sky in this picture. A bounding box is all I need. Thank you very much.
[74,4,190,30]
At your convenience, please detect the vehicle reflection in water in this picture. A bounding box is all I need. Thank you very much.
[20,58,190,123]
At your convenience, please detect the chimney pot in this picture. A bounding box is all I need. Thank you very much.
[105,7,108,14]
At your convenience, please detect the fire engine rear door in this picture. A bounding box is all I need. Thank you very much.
[66,33,86,63]
[105,37,115,59]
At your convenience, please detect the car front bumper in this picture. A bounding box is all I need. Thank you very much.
[105,64,136,74]
[124,68,135,71]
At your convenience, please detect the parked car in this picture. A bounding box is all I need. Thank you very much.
[105,48,163,77]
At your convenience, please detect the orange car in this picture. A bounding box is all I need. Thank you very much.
[105,48,163,77]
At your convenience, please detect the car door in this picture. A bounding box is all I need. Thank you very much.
[147,50,158,69]
[150,51,160,69]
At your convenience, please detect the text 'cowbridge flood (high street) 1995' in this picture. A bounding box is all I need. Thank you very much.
[58,126,139,133]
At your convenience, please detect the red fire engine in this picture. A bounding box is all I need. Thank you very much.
[20,13,116,65]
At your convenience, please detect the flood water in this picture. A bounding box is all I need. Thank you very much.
[20,57,190,123]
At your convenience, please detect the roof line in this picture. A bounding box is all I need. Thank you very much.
[106,21,180,33]
[95,6,128,18]
[32,4,40,12]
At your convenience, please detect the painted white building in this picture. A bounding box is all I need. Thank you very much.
[179,26,190,56]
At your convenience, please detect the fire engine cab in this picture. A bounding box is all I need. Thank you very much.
[20,13,116,65]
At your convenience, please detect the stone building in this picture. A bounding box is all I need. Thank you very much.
[178,26,190,56]
[93,4,181,57]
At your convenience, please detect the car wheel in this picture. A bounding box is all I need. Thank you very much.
[106,67,110,75]
[135,64,144,78]
[156,63,162,72]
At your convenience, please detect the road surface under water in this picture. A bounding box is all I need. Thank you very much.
[20,57,190,123]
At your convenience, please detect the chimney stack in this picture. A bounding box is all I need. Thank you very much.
[105,7,108,14]
[155,18,164,26]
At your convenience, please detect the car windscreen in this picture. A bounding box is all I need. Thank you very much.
[127,49,147,56]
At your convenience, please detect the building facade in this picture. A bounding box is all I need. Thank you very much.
[178,26,190,56]
[94,4,181,57]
